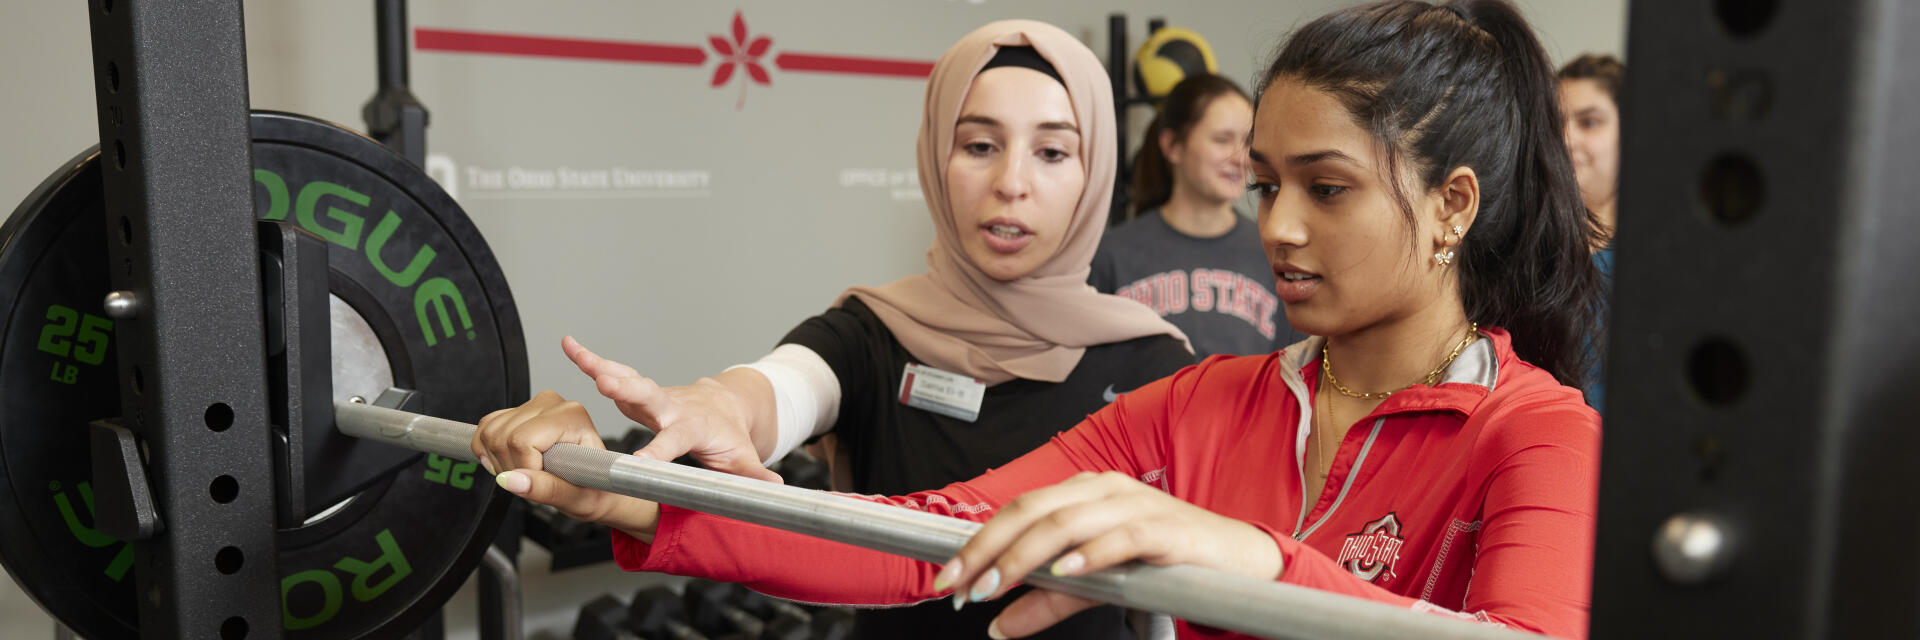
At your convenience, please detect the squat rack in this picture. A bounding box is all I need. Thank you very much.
[85,1,279,636]
[63,0,1920,638]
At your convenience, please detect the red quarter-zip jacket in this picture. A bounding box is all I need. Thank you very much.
[613,328,1601,638]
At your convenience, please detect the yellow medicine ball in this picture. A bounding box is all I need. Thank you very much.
[1134,27,1218,100]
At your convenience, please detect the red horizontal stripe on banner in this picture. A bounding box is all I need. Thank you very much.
[416,28,707,65]
[774,52,934,78]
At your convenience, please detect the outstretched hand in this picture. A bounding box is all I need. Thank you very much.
[562,336,782,484]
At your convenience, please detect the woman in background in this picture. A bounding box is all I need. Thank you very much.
[1092,73,1308,359]
[477,2,1605,637]
[1558,53,1625,410]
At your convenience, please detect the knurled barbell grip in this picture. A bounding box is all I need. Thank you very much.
[334,400,1541,640]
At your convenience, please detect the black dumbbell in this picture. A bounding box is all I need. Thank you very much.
[807,608,855,640]
[730,590,816,640]
[611,427,652,455]
[772,452,831,491]
[627,586,712,640]
[748,609,811,640]
[757,610,812,640]
[572,594,642,640]
[529,502,595,543]
[615,425,707,467]
[682,579,814,640]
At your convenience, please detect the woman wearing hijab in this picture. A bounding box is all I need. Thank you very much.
[479,21,1191,640]
[479,2,1605,637]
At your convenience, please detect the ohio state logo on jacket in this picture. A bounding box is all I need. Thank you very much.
[1336,513,1406,583]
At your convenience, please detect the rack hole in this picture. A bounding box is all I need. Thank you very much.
[209,475,238,503]
[1687,338,1750,407]
[215,546,244,575]
[1714,0,1778,39]
[205,403,233,432]
[220,616,248,639]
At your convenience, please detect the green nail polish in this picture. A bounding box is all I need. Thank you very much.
[933,557,960,592]
[495,470,529,494]
[1051,552,1085,576]
[969,568,1000,602]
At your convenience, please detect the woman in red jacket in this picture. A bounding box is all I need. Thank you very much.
[475,1,1606,638]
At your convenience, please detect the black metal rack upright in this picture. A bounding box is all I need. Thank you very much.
[84,0,282,638]
[1594,1,1920,637]
[365,0,429,167]
[1104,13,1169,227]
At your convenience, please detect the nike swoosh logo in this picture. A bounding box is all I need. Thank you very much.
[1102,384,1123,403]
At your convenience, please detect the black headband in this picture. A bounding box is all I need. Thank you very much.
[981,46,1064,86]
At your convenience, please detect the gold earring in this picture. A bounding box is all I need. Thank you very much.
[1436,224,1465,266]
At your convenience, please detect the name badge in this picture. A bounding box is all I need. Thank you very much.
[898,363,986,422]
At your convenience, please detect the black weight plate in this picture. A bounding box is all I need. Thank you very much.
[0,111,528,639]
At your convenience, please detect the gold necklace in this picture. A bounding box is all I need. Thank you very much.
[1321,323,1480,400]
[1314,378,1334,480]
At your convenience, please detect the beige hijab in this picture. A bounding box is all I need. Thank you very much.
[839,20,1189,385]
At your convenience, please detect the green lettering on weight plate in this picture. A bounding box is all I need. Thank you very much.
[52,481,136,581]
[258,171,481,350]
[255,168,290,221]
[414,277,474,347]
[365,210,437,287]
[424,454,478,490]
[279,528,413,631]
[280,569,343,631]
[332,529,412,602]
[295,181,369,250]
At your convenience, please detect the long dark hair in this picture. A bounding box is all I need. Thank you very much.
[1260,0,1604,387]
[1128,73,1250,216]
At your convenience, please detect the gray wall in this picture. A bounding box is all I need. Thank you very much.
[0,1,1623,638]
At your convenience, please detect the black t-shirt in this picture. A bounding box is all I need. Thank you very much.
[782,297,1194,640]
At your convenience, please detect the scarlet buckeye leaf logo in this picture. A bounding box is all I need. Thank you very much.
[710,10,773,109]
